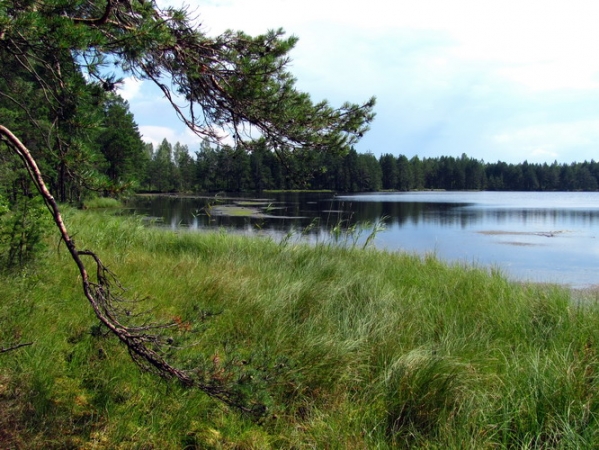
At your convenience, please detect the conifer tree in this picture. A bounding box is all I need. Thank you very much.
[1,0,374,178]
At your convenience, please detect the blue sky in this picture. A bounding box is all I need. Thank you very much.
[119,0,599,164]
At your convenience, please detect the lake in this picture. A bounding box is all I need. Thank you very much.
[126,191,599,288]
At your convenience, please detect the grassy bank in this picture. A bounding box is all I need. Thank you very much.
[81,197,123,209]
[2,209,599,448]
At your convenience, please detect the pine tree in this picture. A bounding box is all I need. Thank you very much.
[95,95,147,189]
[1,0,375,199]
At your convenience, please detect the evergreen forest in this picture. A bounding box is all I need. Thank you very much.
[143,138,599,193]
[0,31,595,198]
[4,79,593,195]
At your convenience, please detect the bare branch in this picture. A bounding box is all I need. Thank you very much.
[71,0,115,26]
[0,124,263,415]
[0,342,33,354]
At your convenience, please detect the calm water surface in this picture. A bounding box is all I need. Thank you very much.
[127,191,599,288]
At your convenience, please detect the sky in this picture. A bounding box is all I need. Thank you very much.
[119,0,599,164]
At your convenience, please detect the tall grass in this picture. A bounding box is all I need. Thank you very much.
[81,197,122,209]
[2,208,599,448]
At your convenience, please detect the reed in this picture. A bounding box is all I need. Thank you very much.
[1,208,599,448]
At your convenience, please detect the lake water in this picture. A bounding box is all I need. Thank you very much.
[126,191,599,288]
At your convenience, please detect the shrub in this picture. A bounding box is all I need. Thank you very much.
[0,192,51,271]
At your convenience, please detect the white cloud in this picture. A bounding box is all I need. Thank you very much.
[139,125,203,150]
[193,0,599,91]
[530,148,560,161]
[497,59,599,92]
[139,124,237,150]
[117,77,144,101]
[490,120,599,162]
[141,0,599,164]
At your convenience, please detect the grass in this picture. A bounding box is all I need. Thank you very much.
[81,197,123,209]
[2,208,599,448]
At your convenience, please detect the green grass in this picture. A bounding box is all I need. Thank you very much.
[81,197,123,209]
[2,208,599,448]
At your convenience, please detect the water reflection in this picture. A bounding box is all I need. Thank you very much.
[126,192,599,288]
[126,192,599,237]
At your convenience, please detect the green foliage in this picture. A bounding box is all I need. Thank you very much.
[81,197,122,209]
[384,350,474,445]
[0,194,51,271]
[3,210,599,447]
[137,137,599,194]
[139,137,387,193]
[380,153,599,192]
[0,156,52,271]
[95,95,147,189]
[1,0,375,200]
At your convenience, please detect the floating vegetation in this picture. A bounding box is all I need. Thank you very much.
[478,230,567,237]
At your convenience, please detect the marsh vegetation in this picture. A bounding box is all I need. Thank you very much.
[2,209,599,448]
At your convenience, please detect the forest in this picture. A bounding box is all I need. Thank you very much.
[0,35,595,200]
[141,136,599,193]
[2,70,597,200]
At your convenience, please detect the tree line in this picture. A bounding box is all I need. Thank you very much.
[380,153,599,192]
[141,139,599,193]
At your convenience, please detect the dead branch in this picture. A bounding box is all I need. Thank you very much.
[71,0,115,26]
[0,124,262,415]
[0,342,33,354]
